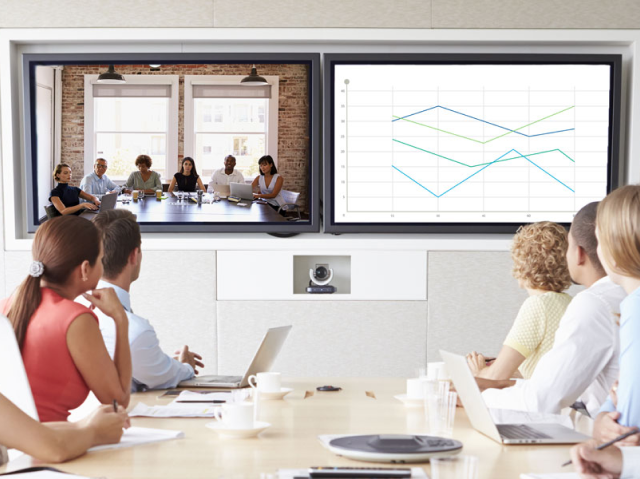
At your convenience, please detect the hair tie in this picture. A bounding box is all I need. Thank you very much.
[29,261,44,278]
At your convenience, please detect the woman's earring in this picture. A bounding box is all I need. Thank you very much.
[82,276,88,282]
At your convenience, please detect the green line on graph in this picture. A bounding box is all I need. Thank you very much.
[392,139,575,167]
[391,105,575,144]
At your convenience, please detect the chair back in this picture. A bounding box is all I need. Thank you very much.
[280,190,300,206]
[0,315,39,421]
[44,204,60,220]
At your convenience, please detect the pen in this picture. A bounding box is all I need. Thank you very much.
[561,428,640,467]
[113,399,118,413]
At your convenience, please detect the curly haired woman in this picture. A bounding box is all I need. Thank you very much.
[467,222,572,380]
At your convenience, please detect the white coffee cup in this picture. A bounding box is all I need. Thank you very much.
[406,378,426,399]
[214,403,254,429]
[248,372,282,393]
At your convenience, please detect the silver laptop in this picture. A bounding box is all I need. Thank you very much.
[230,182,254,200]
[440,350,589,444]
[86,191,118,214]
[179,325,292,388]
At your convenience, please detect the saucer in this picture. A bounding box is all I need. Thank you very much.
[205,421,271,438]
[394,394,424,408]
[255,387,293,400]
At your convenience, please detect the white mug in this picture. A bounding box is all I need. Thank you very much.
[214,403,254,429]
[248,372,282,393]
[406,378,425,399]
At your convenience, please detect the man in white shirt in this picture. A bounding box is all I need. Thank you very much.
[93,209,204,392]
[80,158,120,196]
[477,202,626,417]
[208,155,245,190]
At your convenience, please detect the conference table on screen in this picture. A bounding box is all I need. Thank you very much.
[83,192,287,222]
[1,378,591,479]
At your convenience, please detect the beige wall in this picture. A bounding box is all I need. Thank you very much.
[0,0,639,29]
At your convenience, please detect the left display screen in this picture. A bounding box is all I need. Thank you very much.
[23,53,320,234]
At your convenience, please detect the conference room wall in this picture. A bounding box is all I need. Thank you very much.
[0,0,638,28]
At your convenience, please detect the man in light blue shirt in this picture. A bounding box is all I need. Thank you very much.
[80,158,120,196]
[92,209,204,392]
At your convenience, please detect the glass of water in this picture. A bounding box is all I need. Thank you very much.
[430,455,478,479]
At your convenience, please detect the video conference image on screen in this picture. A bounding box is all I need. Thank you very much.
[27,56,318,233]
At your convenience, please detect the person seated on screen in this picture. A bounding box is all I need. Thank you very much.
[91,209,204,391]
[466,221,572,380]
[251,155,284,209]
[0,392,128,464]
[79,158,121,197]
[123,154,162,195]
[208,154,245,191]
[590,185,640,447]
[474,203,625,417]
[1,216,132,422]
[50,163,101,215]
[167,157,206,193]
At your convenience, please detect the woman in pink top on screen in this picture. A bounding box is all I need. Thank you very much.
[1,215,132,422]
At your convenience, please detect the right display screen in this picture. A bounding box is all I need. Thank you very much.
[324,54,622,233]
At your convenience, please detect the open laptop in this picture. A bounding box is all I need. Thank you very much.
[212,184,231,197]
[179,325,292,388]
[85,191,118,214]
[230,182,254,200]
[440,350,589,444]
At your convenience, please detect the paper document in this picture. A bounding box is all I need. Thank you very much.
[520,474,580,479]
[88,426,183,452]
[278,468,428,479]
[129,402,220,417]
[0,472,92,479]
[489,408,574,429]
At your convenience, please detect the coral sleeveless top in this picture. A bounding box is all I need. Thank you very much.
[1,288,98,422]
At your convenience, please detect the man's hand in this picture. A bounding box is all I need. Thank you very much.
[593,411,640,446]
[173,345,204,374]
[475,377,516,393]
[570,439,622,479]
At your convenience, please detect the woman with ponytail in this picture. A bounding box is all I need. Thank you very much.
[1,215,132,422]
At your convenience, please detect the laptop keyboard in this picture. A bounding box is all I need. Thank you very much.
[497,424,552,440]
[203,375,243,383]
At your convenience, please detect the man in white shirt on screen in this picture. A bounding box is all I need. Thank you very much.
[90,209,204,392]
[80,158,121,197]
[475,202,625,417]
[208,155,245,190]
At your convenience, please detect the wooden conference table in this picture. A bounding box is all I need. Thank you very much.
[83,192,287,223]
[2,378,588,478]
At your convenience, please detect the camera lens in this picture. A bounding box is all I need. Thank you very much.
[315,266,328,280]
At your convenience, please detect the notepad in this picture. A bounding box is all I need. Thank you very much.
[520,474,580,479]
[172,390,230,403]
[0,471,92,478]
[88,426,184,452]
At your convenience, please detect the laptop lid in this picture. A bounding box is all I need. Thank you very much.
[100,192,118,211]
[213,184,231,196]
[239,325,293,387]
[230,182,254,200]
[0,315,38,421]
[440,350,503,442]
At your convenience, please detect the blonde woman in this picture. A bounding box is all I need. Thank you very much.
[571,185,640,478]
[467,222,573,380]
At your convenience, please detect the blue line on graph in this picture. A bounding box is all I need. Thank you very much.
[392,105,574,138]
[392,148,575,197]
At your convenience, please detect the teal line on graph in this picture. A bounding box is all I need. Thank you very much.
[392,138,575,167]
[391,105,575,144]
[392,147,575,197]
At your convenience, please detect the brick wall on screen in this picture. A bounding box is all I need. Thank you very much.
[61,64,310,210]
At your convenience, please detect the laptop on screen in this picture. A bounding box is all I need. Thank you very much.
[230,182,254,200]
[85,191,118,214]
[179,325,292,388]
[440,350,589,444]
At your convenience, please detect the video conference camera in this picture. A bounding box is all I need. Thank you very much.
[307,264,337,294]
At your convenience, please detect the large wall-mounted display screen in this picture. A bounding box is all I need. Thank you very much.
[324,54,622,234]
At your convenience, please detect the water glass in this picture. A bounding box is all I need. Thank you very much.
[430,455,478,479]
[424,381,457,436]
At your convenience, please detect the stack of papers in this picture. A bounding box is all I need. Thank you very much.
[129,402,220,417]
[0,471,92,479]
[172,390,231,403]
